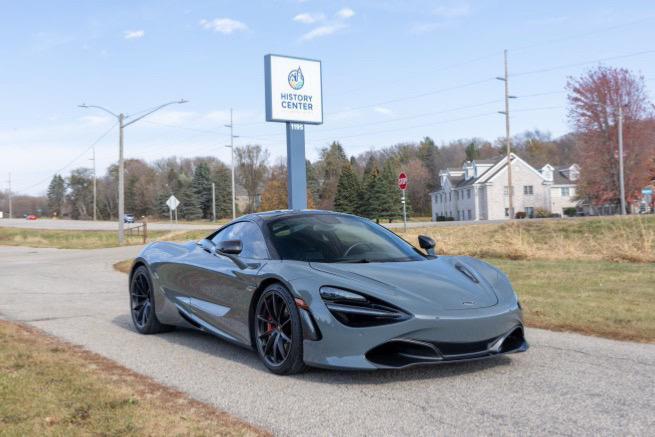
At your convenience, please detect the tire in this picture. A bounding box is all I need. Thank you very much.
[129,265,173,334]
[253,283,306,375]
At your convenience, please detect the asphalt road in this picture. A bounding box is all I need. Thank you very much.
[1,245,654,436]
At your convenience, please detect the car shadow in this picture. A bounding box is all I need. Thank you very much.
[112,313,513,384]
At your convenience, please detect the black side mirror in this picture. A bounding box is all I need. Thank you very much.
[218,240,242,255]
[418,235,436,257]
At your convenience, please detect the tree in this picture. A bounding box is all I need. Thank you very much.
[402,159,431,215]
[46,174,66,217]
[417,137,441,191]
[191,162,213,219]
[333,163,360,214]
[316,141,349,209]
[259,163,315,211]
[178,182,202,220]
[66,168,93,219]
[567,66,655,208]
[211,164,232,219]
[379,160,402,221]
[465,142,480,161]
[235,145,269,213]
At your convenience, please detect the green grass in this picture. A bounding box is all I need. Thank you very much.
[490,258,655,342]
[0,321,266,436]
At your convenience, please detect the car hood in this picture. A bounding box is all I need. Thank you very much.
[309,256,499,311]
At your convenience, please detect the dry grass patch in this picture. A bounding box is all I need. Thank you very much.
[0,320,267,436]
[397,216,655,263]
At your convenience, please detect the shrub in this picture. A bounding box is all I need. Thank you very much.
[515,211,527,219]
[535,208,550,218]
[436,215,446,222]
[563,207,577,217]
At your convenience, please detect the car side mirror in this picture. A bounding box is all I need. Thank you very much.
[418,235,436,257]
[218,240,242,255]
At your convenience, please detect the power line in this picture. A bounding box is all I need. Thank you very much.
[15,122,117,193]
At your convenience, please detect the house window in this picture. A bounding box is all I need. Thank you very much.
[467,209,472,220]
[504,208,510,217]
[524,185,534,195]
[525,207,534,218]
[504,186,514,195]
[561,187,570,197]
[467,189,471,199]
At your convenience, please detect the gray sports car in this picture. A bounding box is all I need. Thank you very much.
[129,210,527,374]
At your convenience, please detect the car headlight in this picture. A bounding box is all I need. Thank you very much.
[319,286,410,327]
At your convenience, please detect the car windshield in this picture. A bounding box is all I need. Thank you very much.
[267,214,425,263]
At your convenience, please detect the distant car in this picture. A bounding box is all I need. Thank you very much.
[129,210,527,374]
[123,214,135,224]
[26,215,37,221]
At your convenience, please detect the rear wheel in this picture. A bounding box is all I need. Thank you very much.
[254,284,306,375]
[130,265,172,334]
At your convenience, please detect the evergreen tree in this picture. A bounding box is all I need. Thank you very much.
[333,163,360,214]
[46,174,66,217]
[379,161,403,222]
[178,179,202,220]
[211,166,232,218]
[191,162,213,219]
[306,160,320,207]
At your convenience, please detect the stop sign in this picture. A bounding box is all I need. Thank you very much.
[398,172,408,190]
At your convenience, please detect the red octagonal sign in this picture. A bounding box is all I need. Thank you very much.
[398,172,408,190]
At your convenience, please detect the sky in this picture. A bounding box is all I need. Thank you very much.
[2,0,655,195]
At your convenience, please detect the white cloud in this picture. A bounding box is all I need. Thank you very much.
[300,23,346,41]
[433,3,470,18]
[299,7,354,41]
[199,18,248,34]
[373,107,393,115]
[336,8,355,19]
[293,13,325,24]
[123,30,145,40]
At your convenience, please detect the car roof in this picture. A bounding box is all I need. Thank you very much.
[239,209,353,224]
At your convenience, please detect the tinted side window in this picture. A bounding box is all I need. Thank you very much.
[211,222,268,259]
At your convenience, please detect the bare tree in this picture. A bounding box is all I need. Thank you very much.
[235,144,269,213]
[567,66,655,206]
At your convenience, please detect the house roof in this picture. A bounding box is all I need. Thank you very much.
[551,164,578,185]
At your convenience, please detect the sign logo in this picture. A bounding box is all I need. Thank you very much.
[288,66,304,90]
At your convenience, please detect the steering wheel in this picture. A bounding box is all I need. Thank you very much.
[344,242,366,257]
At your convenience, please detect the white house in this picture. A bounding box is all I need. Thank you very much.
[430,154,579,221]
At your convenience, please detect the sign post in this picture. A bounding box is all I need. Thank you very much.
[265,54,323,210]
[166,195,180,227]
[398,172,408,232]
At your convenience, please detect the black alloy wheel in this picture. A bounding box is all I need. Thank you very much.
[130,265,171,334]
[254,284,305,374]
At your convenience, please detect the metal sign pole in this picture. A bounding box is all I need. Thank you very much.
[286,122,307,210]
[402,189,407,232]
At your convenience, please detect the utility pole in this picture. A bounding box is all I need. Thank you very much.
[212,182,216,222]
[6,172,12,219]
[225,108,238,220]
[79,99,188,243]
[90,146,97,221]
[497,49,517,219]
[618,105,627,215]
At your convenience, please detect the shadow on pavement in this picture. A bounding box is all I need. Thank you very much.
[112,313,513,384]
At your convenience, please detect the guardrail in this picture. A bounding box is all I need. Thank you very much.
[126,219,148,244]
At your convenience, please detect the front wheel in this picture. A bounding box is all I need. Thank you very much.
[254,284,306,375]
[130,265,172,334]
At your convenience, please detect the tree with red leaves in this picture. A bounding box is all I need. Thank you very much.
[567,66,655,209]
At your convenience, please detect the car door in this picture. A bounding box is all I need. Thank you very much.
[183,221,269,344]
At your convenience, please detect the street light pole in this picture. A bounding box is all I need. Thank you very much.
[225,108,238,220]
[79,99,188,243]
[497,49,517,219]
[618,105,627,215]
[6,172,12,219]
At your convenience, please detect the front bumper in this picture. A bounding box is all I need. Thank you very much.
[302,302,527,370]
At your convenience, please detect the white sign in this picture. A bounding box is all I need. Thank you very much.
[265,54,323,124]
[166,195,180,211]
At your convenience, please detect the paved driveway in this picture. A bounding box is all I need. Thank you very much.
[1,245,653,436]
